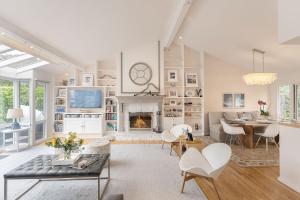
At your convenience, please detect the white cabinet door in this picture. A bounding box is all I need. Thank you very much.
[64,118,84,134]
[163,117,184,130]
[84,118,102,135]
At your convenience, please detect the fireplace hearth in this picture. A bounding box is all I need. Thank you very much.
[129,112,152,130]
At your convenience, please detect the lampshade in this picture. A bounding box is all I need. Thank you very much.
[243,73,277,85]
[243,49,277,85]
[6,108,24,119]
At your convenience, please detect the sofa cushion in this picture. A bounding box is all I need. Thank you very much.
[208,112,224,125]
[223,112,238,121]
[238,112,253,121]
[251,111,260,120]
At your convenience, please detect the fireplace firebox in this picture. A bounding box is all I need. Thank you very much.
[129,112,152,130]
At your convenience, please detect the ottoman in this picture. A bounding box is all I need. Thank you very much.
[83,139,111,156]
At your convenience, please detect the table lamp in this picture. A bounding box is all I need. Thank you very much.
[6,108,24,129]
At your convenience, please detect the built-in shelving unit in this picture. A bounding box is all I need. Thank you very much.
[163,42,204,135]
[54,86,67,133]
[97,61,119,133]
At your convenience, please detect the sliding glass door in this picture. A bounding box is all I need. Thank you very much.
[0,79,13,147]
[35,81,47,141]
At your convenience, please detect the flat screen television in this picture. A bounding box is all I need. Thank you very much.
[69,89,102,108]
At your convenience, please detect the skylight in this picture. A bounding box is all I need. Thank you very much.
[0,43,49,72]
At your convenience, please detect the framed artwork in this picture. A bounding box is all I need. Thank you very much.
[82,73,94,86]
[223,93,234,108]
[58,88,67,97]
[234,93,245,108]
[169,88,177,97]
[68,77,76,86]
[107,90,116,97]
[185,73,198,87]
[170,100,177,106]
[167,70,178,82]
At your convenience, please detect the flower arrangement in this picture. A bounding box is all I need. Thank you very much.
[257,100,269,117]
[45,132,84,159]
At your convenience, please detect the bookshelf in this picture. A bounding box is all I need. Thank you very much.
[163,42,204,135]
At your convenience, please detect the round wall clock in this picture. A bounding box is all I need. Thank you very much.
[129,62,152,86]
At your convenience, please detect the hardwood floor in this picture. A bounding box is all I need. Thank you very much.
[171,142,300,200]
[112,140,300,200]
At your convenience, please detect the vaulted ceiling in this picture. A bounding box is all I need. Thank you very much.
[0,0,180,69]
[0,0,300,74]
[179,0,300,73]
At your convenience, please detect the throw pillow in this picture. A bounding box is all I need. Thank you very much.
[223,112,238,121]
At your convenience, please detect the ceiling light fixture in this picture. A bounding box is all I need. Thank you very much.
[243,49,277,85]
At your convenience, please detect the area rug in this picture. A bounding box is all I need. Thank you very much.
[200,136,279,167]
[0,155,8,160]
[1,144,206,200]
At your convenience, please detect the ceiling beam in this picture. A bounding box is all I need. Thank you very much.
[0,54,33,68]
[16,60,49,73]
[164,0,192,48]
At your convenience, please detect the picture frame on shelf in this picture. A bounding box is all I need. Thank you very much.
[167,70,178,82]
[107,90,116,97]
[58,88,67,97]
[223,93,234,108]
[185,89,195,97]
[82,73,94,86]
[185,72,198,87]
[234,93,245,108]
[168,88,177,97]
[170,100,177,106]
[68,76,76,86]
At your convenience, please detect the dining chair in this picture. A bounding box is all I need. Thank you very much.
[161,124,192,155]
[254,123,279,151]
[220,119,245,147]
[179,143,232,200]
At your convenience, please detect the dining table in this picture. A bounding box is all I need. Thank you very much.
[228,120,276,148]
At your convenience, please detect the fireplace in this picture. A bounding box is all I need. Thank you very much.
[129,112,152,130]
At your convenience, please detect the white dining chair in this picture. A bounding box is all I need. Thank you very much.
[161,124,192,155]
[220,118,245,147]
[179,143,232,200]
[255,123,279,151]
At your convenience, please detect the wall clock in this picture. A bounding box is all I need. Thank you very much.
[129,62,152,86]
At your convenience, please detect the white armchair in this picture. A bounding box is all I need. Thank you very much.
[179,143,232,199]
[220,118,245,147]
[161,124,192,155]
[255,123,279,151]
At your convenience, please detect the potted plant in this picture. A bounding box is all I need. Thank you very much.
[258,100,270,119]
[46,132,84,160]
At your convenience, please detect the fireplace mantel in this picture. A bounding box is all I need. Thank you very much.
[116,95,164,103]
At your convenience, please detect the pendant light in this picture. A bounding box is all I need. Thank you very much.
[243,49,277,85]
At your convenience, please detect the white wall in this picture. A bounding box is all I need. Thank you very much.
[203,53,269,134]
[278,0,300,44]
[118,41,164,95]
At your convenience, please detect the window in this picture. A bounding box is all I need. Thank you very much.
[35,81,47,141]
[19,80,30,144]
[279,85,291,120]
[19,80,30,124]
[0,79,14,128]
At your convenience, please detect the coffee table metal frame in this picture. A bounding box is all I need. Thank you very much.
[4,156,110,200]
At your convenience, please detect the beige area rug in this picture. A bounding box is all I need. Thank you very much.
[200,136,279,167]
